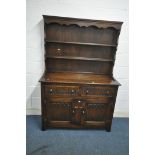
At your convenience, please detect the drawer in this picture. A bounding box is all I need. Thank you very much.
[45,85,79,97]
[81,86,117,97]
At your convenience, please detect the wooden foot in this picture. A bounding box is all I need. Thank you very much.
[106,125,111,132]
[42,126,46,131]
[42,121,46,131]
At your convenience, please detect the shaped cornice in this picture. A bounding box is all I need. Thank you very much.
[43,15,123,30]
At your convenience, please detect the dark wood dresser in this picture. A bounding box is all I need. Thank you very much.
[39,15,123,131]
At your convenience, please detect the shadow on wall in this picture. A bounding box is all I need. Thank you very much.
[26,85,41,114]
[39,19,44,52]
[26,19,45,115]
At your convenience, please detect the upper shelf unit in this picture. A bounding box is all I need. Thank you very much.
[43,15,123,75]
[43,15,123,46]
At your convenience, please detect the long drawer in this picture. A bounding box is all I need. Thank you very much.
[44,84,117,98]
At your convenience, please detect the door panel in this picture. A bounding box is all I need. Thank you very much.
[86,103,109,121]
[46,102,71,121]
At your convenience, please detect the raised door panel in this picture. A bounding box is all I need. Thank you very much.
[46,102,71,121]
[86,103,113,121]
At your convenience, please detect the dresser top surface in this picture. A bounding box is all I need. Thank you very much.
[40,72,120,86]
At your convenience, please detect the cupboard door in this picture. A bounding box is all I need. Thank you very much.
[86,102,113,121]
[46,102,71,121]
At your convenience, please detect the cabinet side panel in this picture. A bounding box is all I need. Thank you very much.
[41,83,46,130]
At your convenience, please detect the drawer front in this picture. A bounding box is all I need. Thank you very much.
[81,86,117,97]
[45,85,79,97]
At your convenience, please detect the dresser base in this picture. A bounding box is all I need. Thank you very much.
[40,73,119,132]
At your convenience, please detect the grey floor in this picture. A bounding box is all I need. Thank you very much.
[26,116,129,155]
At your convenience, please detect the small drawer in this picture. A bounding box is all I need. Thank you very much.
[45,85,79,97]
[81,86,117,97]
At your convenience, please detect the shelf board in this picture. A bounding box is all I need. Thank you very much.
[46,56,114,62]
[45,40,117,47]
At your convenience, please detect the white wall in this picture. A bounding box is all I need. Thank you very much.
[26,0,129,117]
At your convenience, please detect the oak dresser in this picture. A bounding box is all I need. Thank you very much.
[39,15,123,131]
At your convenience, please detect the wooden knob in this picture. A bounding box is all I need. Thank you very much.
[72,109,75,113]
[106,90,110,94]
[57,48,62,55]
[82,110,85,115]
[49,89,53,94]
[86,90,89,94]
[71,89,75,95]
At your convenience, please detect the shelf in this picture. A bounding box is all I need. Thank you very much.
[45,40,117,47]
[45,56,114,62]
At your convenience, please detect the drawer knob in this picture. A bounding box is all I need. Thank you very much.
[49,89,53,94]
[78,100,81,103]
[106,90,110,94]
[71,89,75,95]
[82,110,85,115]
[86,90,89,95]
[72,109,75,114]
